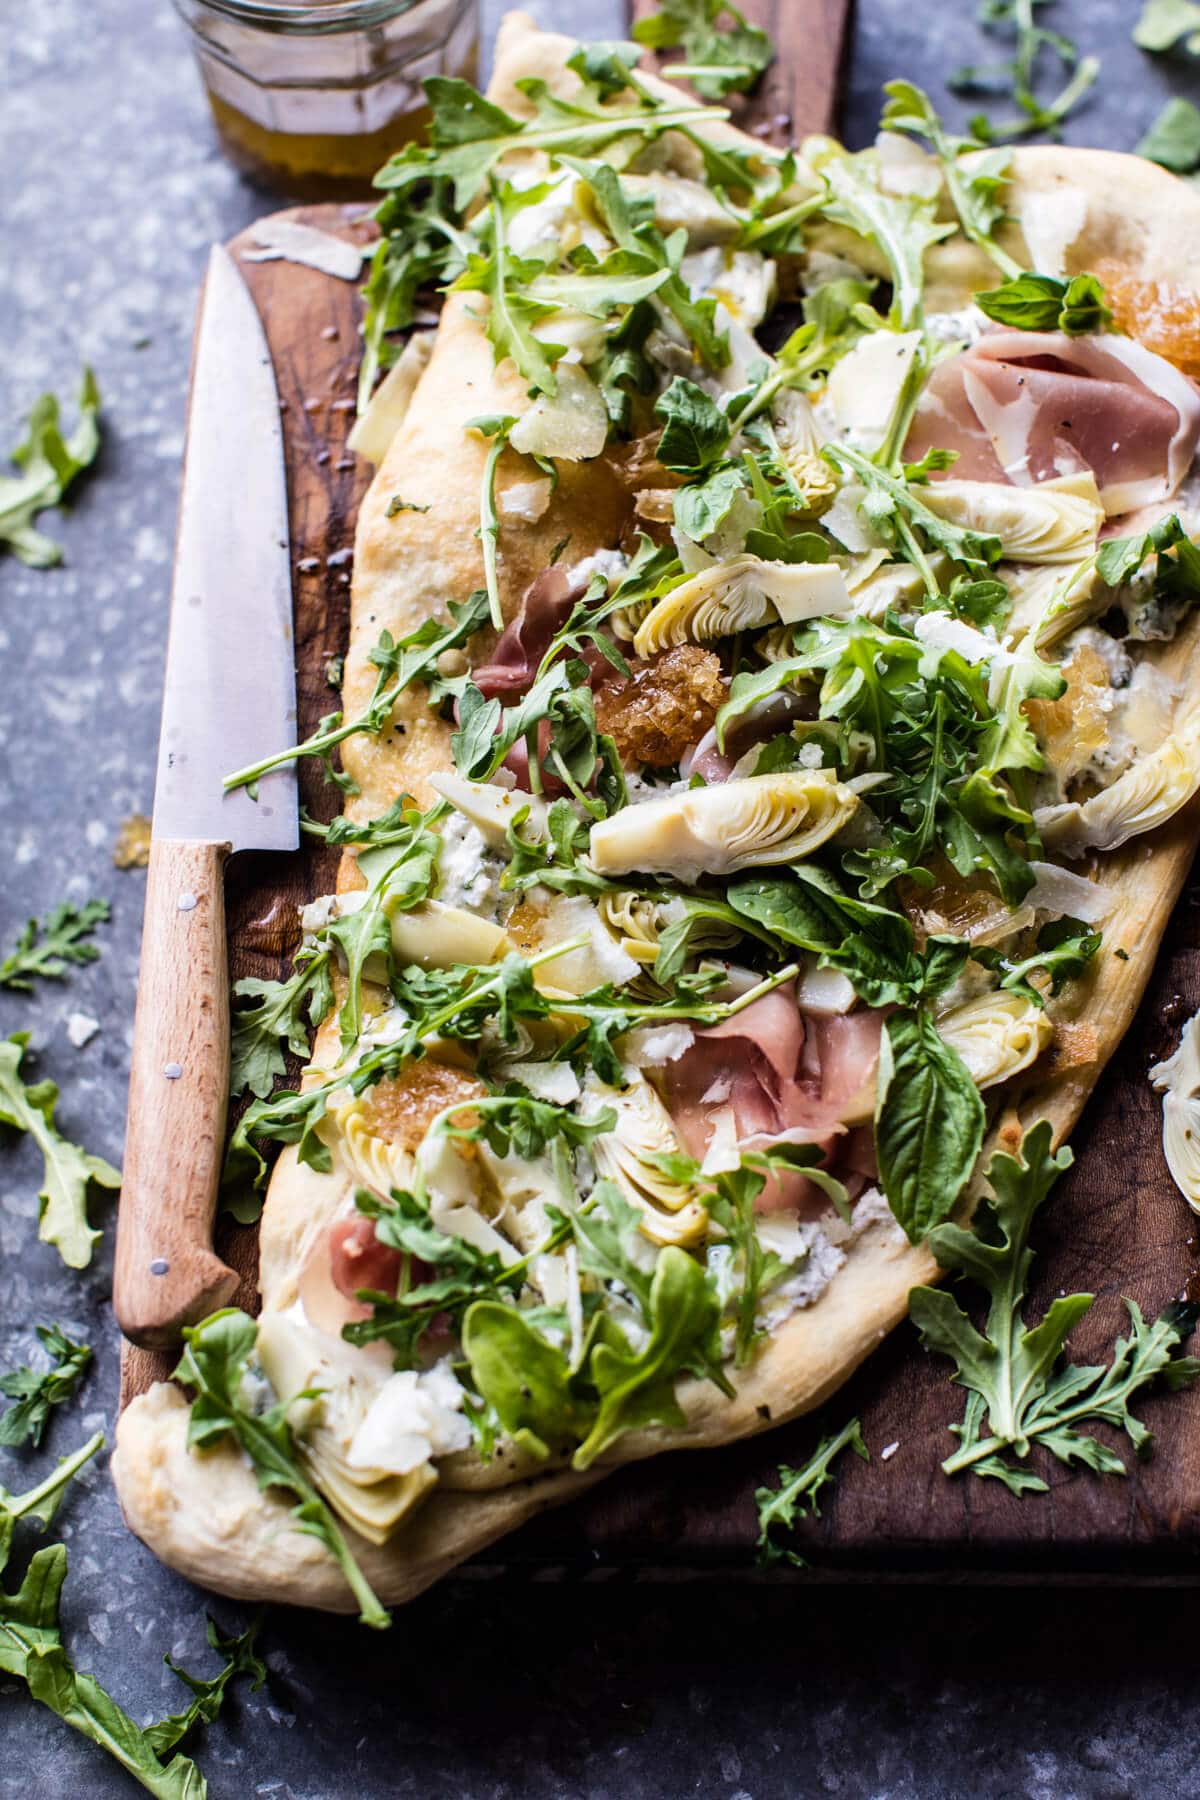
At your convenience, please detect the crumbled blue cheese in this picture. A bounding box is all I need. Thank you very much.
[924,304,990,348]
[437,813,503,915]
[65,1012,100,1049]
[566,547,629,589]
[347,1358,472,1475]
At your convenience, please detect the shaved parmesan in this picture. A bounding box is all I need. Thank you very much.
[241,219,365,280]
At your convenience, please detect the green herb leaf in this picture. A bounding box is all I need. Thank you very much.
[910,1122,1200,1489]
[144,1619,267,1757]
[229,947,333,1100]
[175,1310,391,1629]
[805,138,954,329]
[633,0,772,99]
[0,368,101,567]
[0,1325,92,1449]
[1137,95,1200,173]
[875,1009,985,1243]
[461,1303,584,1460]
[0,1034,120,1269]
[975,269,1112,334]
[755,1416,869,1566]
[654,376,732,474]
[1134,0,1200,56]
[0,899,109,992]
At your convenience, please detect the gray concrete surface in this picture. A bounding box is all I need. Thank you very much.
[2,1,1198,1794]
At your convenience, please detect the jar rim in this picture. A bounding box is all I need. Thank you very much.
[180,0,434,31]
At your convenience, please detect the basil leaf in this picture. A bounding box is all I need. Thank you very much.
[673,466,745,541]
[1139,98,1200,177]
[875,1010,985,1244]
[975,270,1111,336]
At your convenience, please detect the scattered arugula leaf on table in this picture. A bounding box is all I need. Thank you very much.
[174,1308,391,1629]
[632,0,772,100]
[949,0,1099,144]
[0,1034,120,1269]
[0,899,110,993]
[910,1121,1200,1492]
[1136,96,1200,173]
[0,1433,249,1798]
[145,1618,267,1758]
[755,1417,869,1567]
[0,1324,92,1449]
[1134,0,1200,56]
[0,368,101,568]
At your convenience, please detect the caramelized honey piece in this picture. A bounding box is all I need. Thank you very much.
[900,856,1017,947]
[360,1060,486,1151]
[595,646,727,767]
[1023,643,1113,786]
[1092,262,1200,378]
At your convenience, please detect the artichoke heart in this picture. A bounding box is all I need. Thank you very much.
[431,772,550,850]
[591,1074,710,1248]
[319,1088,416,1196]
[633,556,850,658]
[921,473,1104,566]
[589,772,858,882]
[937,991,1052,1088]
[388,900,510,971]
[1035,720,1200,857]
[255,1314,437,1546]
[597,890,740,967]
[1150,1009,1200,1218]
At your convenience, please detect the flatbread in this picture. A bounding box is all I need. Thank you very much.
[113,12,1200,1611]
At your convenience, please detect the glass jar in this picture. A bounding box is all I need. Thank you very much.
[173,0,479,199]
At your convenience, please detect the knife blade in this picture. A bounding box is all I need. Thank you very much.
[115,244,298,1350]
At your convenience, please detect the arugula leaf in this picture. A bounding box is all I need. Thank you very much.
[1134,0,1200,55]
[880,80,1021,279]
[357,182,470,410]
[805,138,954,330]
[551,1179,656,1313]
[822,441,1003,579]
[144,1619,266,1758]
[673,466,745,542]
[573,1245,722,1469]
[175,1309,391,1629]
[632,0,772,99]
[949,0,1099,145]
[224,590,490,794]
[910,1122,1200,1490]
[654,376,732,474]
[452,180,564,395]
[0,1325,92,1449]
[974,916,1101,1007]
[1137,95,1200,173]
[0,1034,120,1268]
[0,368,101,567]
[0,899,109,992]
[875,1009,986,1243]
[0,1434,218,1799]
[439,1094,616,1162]
[755,1416,869,1566]
[975,269,1112,334]
[229,947,333,1100]
[461,1304,585,1459]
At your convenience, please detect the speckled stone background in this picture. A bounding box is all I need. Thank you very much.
[3,2,1200,1795]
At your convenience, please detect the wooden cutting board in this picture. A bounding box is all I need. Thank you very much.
[121,3,1200,1577]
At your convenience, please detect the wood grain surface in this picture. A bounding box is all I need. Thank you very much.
[120,9,1200,1573]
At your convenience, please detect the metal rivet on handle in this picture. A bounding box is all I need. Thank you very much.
[149,1258,169,1276]
[164,1062,183,1080]
[177,892,198,912]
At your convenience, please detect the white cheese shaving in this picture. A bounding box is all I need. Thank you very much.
[241,220,365,281]
[622,1023,695,1067]
[502,1060,581,1104]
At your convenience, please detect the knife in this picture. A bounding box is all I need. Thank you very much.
[114,244,298,1350]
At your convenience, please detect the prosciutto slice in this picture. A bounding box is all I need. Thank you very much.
[906,330,1200,517]
[474,567,585,701]
[657,985,882,1213]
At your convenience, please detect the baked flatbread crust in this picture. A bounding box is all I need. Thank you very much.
[113,11,1200,1611]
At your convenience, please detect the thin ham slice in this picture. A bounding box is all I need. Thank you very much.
[329,1215,409,1303]
[657,985,883,1213]
[474,568,585,701]
[906,330,1200,518]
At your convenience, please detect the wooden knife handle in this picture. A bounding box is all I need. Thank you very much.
[115,838,240,1349]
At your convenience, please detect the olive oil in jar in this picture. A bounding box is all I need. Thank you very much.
[173,0,479,199]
